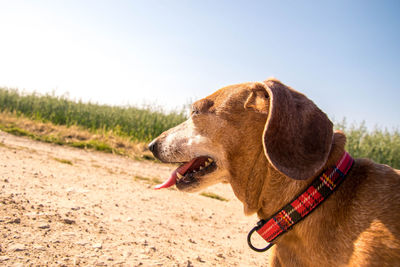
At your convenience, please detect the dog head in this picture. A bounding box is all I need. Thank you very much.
[149,78,333,212]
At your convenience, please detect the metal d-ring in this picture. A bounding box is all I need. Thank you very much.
[247,225,274,252]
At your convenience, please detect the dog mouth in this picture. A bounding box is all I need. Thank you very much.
[154,156,217,190]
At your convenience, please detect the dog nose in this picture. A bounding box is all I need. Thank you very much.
[148,140,157,154]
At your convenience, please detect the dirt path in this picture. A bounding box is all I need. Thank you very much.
[0,131,269,266]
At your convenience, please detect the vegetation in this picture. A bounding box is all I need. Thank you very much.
[200,192,229,202]
[0,88,399,169]
[53,157,73,165]
[0,111,153,160]
[335,119,400,169]
[134,175,175,190]
[0,88,186,142]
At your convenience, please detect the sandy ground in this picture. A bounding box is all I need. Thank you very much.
[0,131,269,266]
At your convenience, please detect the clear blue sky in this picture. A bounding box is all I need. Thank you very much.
[0,0,399,129]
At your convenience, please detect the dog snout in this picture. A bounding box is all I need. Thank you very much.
[148,139,158,155]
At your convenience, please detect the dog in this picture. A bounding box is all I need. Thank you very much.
[148,78,400,266]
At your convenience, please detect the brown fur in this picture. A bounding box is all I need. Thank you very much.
[150,78,400,266]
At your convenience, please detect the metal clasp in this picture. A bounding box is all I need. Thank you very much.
[247,222,274,252]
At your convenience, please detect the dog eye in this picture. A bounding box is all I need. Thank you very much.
[191,109,200,116]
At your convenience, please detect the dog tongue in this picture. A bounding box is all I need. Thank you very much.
[154,158,199,190]
[154,170,179,190]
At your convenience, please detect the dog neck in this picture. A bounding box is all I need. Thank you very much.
[256,131,347,220]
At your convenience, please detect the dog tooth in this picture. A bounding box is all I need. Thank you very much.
[177,172,183,179]
[207,158,213,163]
[199,166,204,170]
[204,162,210,167]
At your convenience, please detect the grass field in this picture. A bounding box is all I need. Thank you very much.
[0,88,399,169]
[335,119,400,169]
[0,88,186,142]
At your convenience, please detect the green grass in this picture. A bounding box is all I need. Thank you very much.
[200,192,229,202]
[335,119,400,169]
[0,122,126,155]
[0,88,186,142]
[53,157,73,165]
[69,139,113,153]
[134,176,169,187]
[2,126,34,138]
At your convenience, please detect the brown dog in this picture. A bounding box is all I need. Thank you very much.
[148,78,400,266]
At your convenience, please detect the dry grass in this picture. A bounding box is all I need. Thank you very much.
[200,192,229,202]
[133,175,177,191]
[53,157,73,165]
[0,111,155,161]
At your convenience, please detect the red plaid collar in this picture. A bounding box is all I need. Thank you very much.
[247,151,354,252]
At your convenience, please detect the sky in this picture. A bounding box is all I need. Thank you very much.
[0,0,399,129]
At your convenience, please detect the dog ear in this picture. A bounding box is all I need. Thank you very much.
[262,78,333,180]
[244,84,269,114]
